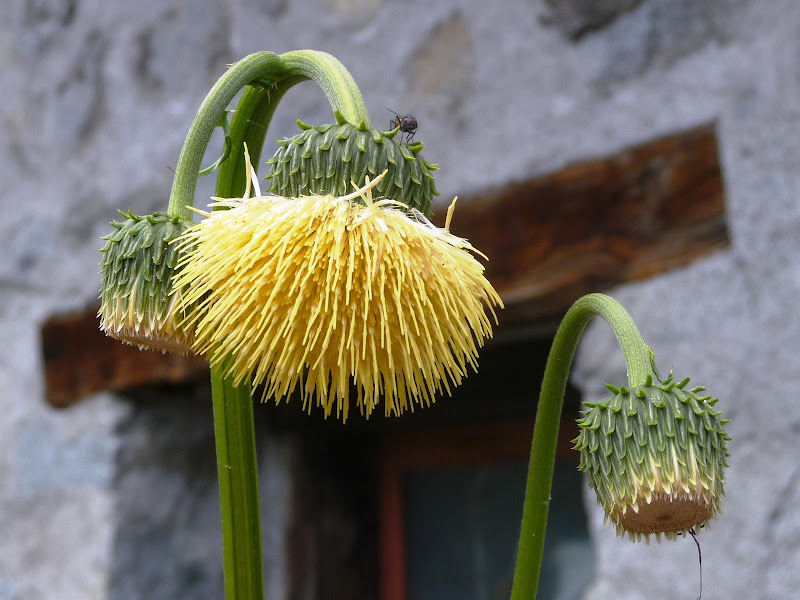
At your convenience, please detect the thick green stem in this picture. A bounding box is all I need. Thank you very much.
[280,50,371,128]
[211,370,264,600]
[215,77,304,198]
[207,83,287,600]
[168,52,282,220]
[509,293,652,599]
[193,50,373,600]
[167,50,371,220]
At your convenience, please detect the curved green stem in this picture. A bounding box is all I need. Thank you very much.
[279,50,371,128]
[167,51,283,220]
[167,50,371,221]
[215,76,305,198]
[211,371,264,600]
[208,85,280,600]
[167,48,373,600]
[510,293,653,599]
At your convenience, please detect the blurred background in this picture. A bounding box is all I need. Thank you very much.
[1,0,797,598]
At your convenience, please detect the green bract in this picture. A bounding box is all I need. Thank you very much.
[574,373,730,541]
[265,113,438,215]
[98,211,195,353]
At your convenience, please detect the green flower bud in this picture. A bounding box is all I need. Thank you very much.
[574,373,730,541]
[98,211,195,353]
[264,112,438,215]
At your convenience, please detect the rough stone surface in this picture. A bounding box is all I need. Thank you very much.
[108,389,294,600]
[109,390,224,600]
[542,0,643,39]
[2,0,800,597]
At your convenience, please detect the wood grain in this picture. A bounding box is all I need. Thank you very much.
[41,308,208,407]
[445,123,728,334]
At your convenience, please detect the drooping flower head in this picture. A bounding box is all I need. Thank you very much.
[574,373,730,541]
[173,160,502,420]
[99,211,195,353]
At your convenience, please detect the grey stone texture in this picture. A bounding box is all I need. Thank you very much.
[1,0,798,597]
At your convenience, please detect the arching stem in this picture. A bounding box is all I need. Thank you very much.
[167,50,371,221]
[167,51,282,221]
[510,293,653,599]
[280,50,371,129]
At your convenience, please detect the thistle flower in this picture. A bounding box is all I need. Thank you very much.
[98,211,194,353]
[173,163,502,420]
[574,373,730,541]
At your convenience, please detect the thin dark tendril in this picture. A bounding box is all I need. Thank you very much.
[688,527,702,600]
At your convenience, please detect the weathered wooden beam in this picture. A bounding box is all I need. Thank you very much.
[41,308,208,408]
[451,122,728,336]
[41,123,727,407]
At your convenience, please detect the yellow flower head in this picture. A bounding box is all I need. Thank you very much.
[174,167,503,420]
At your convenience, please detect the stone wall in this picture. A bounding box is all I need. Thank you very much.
[1,0,798,597]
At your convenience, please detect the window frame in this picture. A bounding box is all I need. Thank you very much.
[378,416,580,600]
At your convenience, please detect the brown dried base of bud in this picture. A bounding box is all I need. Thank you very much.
[99,312,194,355]
[99,292,195,355]
[615,494,714,541]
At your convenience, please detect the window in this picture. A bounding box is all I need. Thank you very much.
[380,419,594,600]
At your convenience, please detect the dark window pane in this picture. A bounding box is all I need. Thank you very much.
[404,459,593,600]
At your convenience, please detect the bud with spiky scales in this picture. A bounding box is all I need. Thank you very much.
[265,110,438,216]
[98,211,195,353]
[574,372,730,542]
